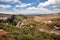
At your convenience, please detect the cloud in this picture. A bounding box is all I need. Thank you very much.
[0,0,60,15]
[0,0,19,2]
[16,3,32,8]
[52,8,60,13]
[0,7,11,14]
[0,4,12,14]
[13,6,51,15]
[13,3,60,15]
[38,0,60,7]
[0,4,11,8]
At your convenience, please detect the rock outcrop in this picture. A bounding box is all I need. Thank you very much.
[0,30,14,40]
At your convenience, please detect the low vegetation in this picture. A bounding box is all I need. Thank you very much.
[0,23,60,40]
[0,13,60,40]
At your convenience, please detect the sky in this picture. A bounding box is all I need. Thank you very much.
[0,0,60,15]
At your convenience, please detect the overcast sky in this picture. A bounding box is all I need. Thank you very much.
[0,0,60,15]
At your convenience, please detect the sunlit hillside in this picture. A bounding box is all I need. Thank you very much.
[0,13,60,40]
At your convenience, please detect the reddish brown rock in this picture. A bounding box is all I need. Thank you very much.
[0,30,14,40]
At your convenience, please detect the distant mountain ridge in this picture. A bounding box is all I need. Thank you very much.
[0,12,60,16]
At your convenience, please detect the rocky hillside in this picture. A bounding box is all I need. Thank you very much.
[0,13,60,40]
[25,13,60,35]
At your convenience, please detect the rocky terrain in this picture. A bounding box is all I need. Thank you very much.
[0,13,60,40]
[0,30,13,40]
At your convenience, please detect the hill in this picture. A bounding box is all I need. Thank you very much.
[0,13,60,40]
[25,13,60,35]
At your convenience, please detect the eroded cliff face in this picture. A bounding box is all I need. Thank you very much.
[0,30,14,40]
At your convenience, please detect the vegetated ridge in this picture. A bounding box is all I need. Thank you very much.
[0,13,60,40]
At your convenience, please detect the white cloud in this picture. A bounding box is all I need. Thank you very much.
[13,4,60,15]
[0,0,19,2]
[1,6,60,15]
[13,6,51,15]
[52,8,60,13]
[0,0,60,15]
[0,4,12,14]
[16,3,32,8]
[0,4,11,8]
[38,0,60,7]
[0,7,11,14]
